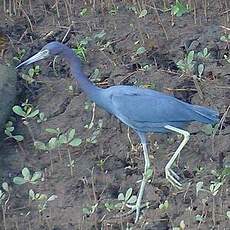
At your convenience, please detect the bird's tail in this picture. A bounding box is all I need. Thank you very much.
[192,104,219,124]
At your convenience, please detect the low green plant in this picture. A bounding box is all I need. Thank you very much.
[73,38,90,61]
[13,99,40,121]
[115,188,137,210]
[13,48,26,62]
[36,112,47,123]
[171,0,190,17]
[109,5,119,15]
[80,8,88,16]
[159,200,169,211]
[4,121,24,142]
[135,46,146,56]
[82,203,98,216]
[138,9,148,18]
[201,124,219,136]
[223,54,230,63]
[90,68,101,82]
[105,188,138,213]
[177,51,195,75]
[197,47,210,59]
[96,156,110,171]
[21,65,41,84]
[13,167,42,185]
[34,128,82,151]
[220,34,230,43]
[86,119,103,143]
[29,189,57,213]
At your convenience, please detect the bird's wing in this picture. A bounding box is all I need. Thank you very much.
[110,87,193,124]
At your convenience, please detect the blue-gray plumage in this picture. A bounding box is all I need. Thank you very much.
[16,41,219,223]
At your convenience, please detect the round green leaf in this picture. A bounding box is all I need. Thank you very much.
[13,106,26,117]
[13,135,24,142]
[22,167,31,181]
[136,47,146,55]
[13,177,26,185]
[139,9,147,18]
[31,171,42,182]
[69,138,82,147]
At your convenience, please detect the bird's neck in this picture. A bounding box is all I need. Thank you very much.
[62,48,102,102]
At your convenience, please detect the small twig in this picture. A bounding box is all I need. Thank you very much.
[150,1,169,40]
[220,25,230,31]
[118,71,137,85]
[211,105,230,157]
[62,24,73,43]
[20,7,33,32]
[192,75,204,100]
[164,87,197,92]
[88,102,96,129]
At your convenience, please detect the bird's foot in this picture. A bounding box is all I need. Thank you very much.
[165,166,183,189]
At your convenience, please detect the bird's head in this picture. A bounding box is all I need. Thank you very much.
[16,41,67,68]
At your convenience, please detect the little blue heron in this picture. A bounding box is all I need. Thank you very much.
[17,41,219,223]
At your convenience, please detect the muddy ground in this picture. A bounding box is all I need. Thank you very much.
[0,0,230,229]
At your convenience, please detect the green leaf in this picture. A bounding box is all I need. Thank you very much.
[34,141,47,150]
[2,182,9,192]
[125,188,133,201]
[31,171,42,182]
[45,128,59,134]
[227,211,230,220]
[82,207,91,215]
[94,31,106,39]
[127,195,137,204]
[146,168,153,179]
[13,177,26,185]
[171,0,189,17]
[196,181,204,196]
[220,35,228,42]
[48,137,58,150]
[13,106,26,117]
[68,129,75,142]
[187,51,194,64]
[201,124,214,136]
[28,68,35,77]
[13,135,24,142]
[69,138,82,147]
[27,109,40,118]
[139,9,147,18]
[136,47,146,55]
[198,64,204,77]
[47,195,58,202]
[114,203,123,209]
[22,167,31,181]
[118,193,125,201]
[80,8,88,16]
[59,134,68,144]
[29,189,35,199]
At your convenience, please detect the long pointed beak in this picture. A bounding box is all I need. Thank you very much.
[16,49,49,69]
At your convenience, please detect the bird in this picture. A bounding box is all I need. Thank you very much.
[16,41,219,223]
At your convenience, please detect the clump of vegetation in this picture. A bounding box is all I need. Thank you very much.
[4,121,24,142]
[21,65,41,84]
[13,167,42,185]
[171,0,190,17]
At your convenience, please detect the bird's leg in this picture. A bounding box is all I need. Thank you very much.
[133,132,151,223]
[164,125,190,189]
